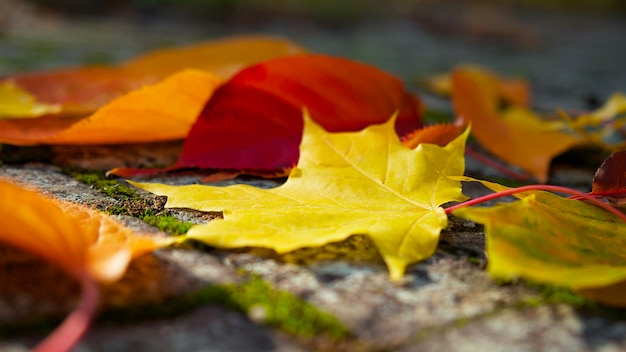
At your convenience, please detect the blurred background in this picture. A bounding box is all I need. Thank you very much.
[1,0,625,110]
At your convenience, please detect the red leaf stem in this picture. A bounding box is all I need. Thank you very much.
[465,146,532,181]
[34,272,100,352]
[445,184,626,223]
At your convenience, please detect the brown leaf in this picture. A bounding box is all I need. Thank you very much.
[591,151,626,205]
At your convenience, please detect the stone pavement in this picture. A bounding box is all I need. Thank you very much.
[2,2,626,351]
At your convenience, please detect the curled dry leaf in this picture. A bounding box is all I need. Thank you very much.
[132,114,468,281]
[111,54,424,178]
[591,151,626,205]
[451,66,583,182]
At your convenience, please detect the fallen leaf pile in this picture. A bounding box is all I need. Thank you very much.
[110,54,424,179]
[3,34,626,351]
[0,36,306,145]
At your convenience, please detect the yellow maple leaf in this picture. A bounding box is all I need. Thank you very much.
[132,113,469,281]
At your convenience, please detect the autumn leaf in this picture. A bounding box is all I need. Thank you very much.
[453,184,626,306]
[559,93,626,151]
[590,151,626,205]
[122,35,307,81]
[111,54,424,179]
[4,66,146,116]
[401,118,465,148]
[0,81,61,119]
[422,66,530,106]
[0,70,221,145]
[0,179,163,351]
[3,36,306,117]
[451,66,584,182]
[131,113,468,281]
[0,179,160,283]
[0,36,306,145]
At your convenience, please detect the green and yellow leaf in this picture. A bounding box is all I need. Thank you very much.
[453,189,626,306]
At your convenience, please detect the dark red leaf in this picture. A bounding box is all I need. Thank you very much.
[110,54,423,178]
[591,151,626,204]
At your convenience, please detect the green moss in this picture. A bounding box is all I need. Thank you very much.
[102,276,351,340]
[521,297,543,307]
[140,213,193,236]
[2,276,349,342]
[466,257,482,266]
[227,277,349,339]
[64,168,138,200]
[62,166,194,235]
[537,285,591,307]
[515,282,593,308]
[516,283,626,319]
[517,282,626,316]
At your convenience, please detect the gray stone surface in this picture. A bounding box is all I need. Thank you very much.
[4,158,625,351]
[407,305,626,352]
[2,2,626,351]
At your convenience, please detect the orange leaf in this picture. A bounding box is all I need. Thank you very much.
[110,54,423,178]
[451,67,583,182]
[0,179,160,283]
[0,36,306,145]
[0,69,221,145]
[4,35,306,116]
[402,119,465,149]
[6,66,146,115]
[122,35,307,80]
[422,66,530,106]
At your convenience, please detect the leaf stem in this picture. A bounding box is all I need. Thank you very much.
[465,146,532,181]
[445,184,626,223]
[34,272,100,352]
